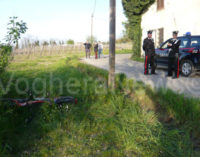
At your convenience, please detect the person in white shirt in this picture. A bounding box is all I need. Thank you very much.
[98,41,103,58]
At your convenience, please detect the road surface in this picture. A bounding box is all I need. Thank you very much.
[82,54,200,98]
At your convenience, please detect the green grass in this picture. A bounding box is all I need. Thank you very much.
[0,52,200,157]
[116,49,133,54]
[131,55,144,63]
[95,49,133,55]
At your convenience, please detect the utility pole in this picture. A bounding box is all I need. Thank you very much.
[91,14,94,44]
[91,0,96,44]
[108,0,116,89]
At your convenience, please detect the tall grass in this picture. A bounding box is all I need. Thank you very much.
[0,52,199,157]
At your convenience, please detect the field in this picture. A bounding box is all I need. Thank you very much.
[13,43,132,57]
[0,51,200,157]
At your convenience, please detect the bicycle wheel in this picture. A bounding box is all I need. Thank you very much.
[54,96,76,105]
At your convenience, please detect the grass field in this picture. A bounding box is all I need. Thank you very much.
[131,55,144,63]
[0,51,200,157]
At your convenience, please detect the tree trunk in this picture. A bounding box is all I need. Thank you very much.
[108,0,116,90]
[16,41,19,49]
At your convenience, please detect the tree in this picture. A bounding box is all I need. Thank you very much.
[42,41,49,46]
[116,22,131,43]
[49,40,57,46]
[59,40,65,45]
[34,40,40,47]
[0,17,27,74]
[122,0,155,57]
[0,45,12,73]
[5,16,28,49]
[67,39,74,45]
[86,36,97,44]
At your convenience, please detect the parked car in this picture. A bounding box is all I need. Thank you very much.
[155,33,200,77]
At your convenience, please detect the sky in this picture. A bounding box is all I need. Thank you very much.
[0,0,127,42]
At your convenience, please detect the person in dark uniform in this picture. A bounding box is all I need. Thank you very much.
[143,30,156,75]
[94,42,98,59]
[167,31,181,79]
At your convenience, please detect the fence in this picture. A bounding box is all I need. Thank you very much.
[13,43,132,57]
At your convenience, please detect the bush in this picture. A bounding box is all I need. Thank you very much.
[122,0,155,57]
[67,39,74,45]
[0,44,12,73]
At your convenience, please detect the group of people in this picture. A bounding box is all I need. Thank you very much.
[84,41,103,59]
[143,30,181,79]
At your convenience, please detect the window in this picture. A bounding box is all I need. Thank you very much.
[161,37,189,49]
[155,28,164,48]
[158,28,164,46]
[157,0,164,11]
[161,40,169,49]
[178,37,189,48]
[190,38,200,48]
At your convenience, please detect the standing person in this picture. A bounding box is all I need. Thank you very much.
[84,41,92,58]
[94,42,98,59]
[143,30,156,75]
[98,41,103,59]
[167,31,181,79]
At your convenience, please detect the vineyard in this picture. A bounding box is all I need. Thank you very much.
[13,43,132,57]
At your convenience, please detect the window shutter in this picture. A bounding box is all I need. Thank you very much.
[158,28,164,46]
[157,0,164,11]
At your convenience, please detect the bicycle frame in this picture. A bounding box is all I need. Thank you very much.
[0,96,77,107]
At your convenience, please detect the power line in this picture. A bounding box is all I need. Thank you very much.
[91,0,97,43]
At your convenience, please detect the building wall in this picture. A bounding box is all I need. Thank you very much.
[141,0,200,56]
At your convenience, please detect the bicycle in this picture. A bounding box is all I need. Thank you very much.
[0,91,78,107]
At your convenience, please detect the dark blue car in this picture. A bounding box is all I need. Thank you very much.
[155,33,200,77]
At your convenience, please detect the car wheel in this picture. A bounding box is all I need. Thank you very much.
[180,60,194,77]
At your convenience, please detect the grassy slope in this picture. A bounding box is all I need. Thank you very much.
[0,52,200,157]
[131,56,144,63]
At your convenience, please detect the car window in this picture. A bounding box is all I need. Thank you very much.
[178,37,189,48]
[190,37,200,48]
[161,40,169,49]
[161,37,189,49]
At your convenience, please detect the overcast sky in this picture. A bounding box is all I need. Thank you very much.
[0,0,127,42]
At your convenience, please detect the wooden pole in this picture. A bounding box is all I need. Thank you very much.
[108,0,116,89]
[91,0,96,45]
[91,14,94,44]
